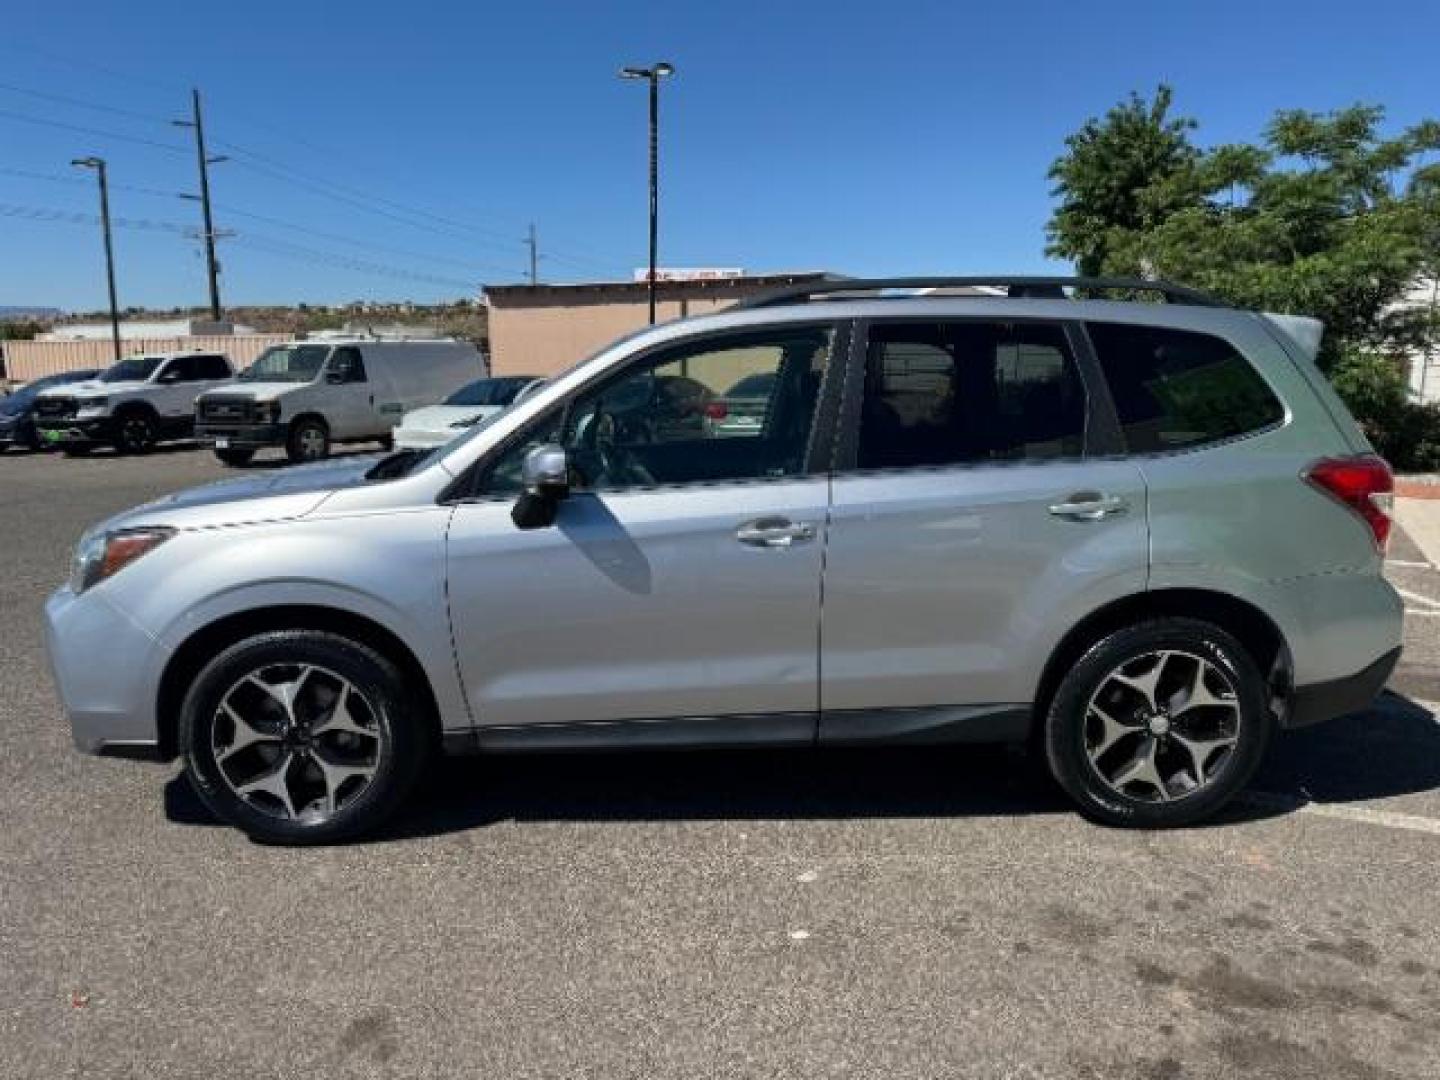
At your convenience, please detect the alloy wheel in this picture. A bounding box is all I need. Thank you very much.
[120,416,153,452]
[211,663,382,824]
[1083,649,1241,803]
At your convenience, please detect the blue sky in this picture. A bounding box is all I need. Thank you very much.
[1,0,1436,311]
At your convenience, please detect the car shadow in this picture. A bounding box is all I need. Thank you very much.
[160,692,1440,843]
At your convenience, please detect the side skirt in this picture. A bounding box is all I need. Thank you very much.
[440,703,1033,756]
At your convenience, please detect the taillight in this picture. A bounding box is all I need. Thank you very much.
[704,401,729,420]
[1304,455,1394,552]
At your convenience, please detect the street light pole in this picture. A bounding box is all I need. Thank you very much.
[620,62,674,324]
[71,157,122,365]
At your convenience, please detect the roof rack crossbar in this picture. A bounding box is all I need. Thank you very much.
[731,276,1226,310]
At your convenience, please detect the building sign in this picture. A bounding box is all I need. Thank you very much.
[633,268,745,283]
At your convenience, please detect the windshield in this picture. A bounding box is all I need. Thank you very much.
[444,377,535,408]
[239,344,331,383]
[99,356,165,383]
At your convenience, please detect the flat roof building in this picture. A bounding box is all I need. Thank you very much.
[482,273,828,377]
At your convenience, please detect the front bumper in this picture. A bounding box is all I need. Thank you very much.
[45,585,169,757]
[195,422,285,449]
[35,416,116,445]
[1287,646,1402,729]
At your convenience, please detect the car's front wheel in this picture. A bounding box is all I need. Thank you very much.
[286,418,330,463]
[180,630,429,844]
[1044,617,1273,828]
[113,409,158,454]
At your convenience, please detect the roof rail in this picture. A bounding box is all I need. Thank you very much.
[731,275,1227,311]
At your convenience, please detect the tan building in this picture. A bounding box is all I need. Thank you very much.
[483,273,828,377]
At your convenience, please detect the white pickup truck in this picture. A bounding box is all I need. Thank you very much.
[33,351,235,455]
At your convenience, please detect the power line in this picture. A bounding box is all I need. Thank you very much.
[0,167,521,277]
[0,200,501,290]
[0,80,171,127]
[0,201,191,234]
[229,235,485,290]
[0,76,629,276]
[219,205,522,277]
[0,108,188,154]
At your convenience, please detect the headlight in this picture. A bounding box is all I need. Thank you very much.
[267,401,282,421]
[70,527,174,594]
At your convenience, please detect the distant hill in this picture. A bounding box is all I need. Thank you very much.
[0,306,62,321]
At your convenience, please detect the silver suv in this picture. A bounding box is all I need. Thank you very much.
[45,278,1403,843]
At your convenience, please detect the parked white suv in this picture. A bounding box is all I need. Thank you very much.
[194,338,486,465]
[33,352,235,455]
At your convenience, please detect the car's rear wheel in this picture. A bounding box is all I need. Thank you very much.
[114,410,157,454]
[214,447,255,467]
[286,417,329,463]
[1044,618,1272,828]
[180,630,429,844]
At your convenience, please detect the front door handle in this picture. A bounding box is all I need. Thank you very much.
[735,516,817,548]
[1048,493,1129,521]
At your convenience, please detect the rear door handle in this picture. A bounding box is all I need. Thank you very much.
[1048,493,1129,521]
[735,516,817,548]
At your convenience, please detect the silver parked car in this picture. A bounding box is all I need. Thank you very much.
[45,277,1403,843]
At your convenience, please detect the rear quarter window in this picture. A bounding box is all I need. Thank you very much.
[1087,322,1285,452]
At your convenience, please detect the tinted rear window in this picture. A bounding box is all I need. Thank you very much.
[1087,322,1284,452]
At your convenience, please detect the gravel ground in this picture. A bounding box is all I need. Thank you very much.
[2,444,1439,1079]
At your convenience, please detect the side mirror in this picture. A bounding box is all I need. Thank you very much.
[325,370,347,385]
[158,371,182,384]
[511,443,570,529]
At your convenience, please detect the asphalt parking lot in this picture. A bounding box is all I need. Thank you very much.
[3,444,1439,1079]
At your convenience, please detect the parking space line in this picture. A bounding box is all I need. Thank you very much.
[1405,608,1440,617]
[1242,791,1440,836]
[1387,559,1436,569]
[1396,587,1440,608]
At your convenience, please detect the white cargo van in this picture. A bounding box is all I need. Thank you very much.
[194,338,485,465]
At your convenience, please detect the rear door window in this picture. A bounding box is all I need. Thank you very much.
[196,354,231,379]
[857,320,1087,469]
[1086,322,1284,452]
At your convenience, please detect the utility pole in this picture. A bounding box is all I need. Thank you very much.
[525,222,539,285]
[174,88,226,320]
[71,157,122,365]
[619,62,675,324]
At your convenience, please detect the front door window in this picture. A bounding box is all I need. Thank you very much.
[483,325,835,496]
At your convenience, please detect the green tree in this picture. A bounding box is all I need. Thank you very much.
[1046,86,1200,276]
[1047,90,1440,372]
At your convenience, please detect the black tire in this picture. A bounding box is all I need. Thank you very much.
[181,630,430,844]
[113,408,158,454]
[1043,617,1273,828]
[286,417,330,464]
[214,447,256,467]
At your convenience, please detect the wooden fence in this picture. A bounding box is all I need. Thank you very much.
[1,335,295,382]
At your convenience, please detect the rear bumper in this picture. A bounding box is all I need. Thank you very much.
[1287,646,1401,729]
[195,422,285,449]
